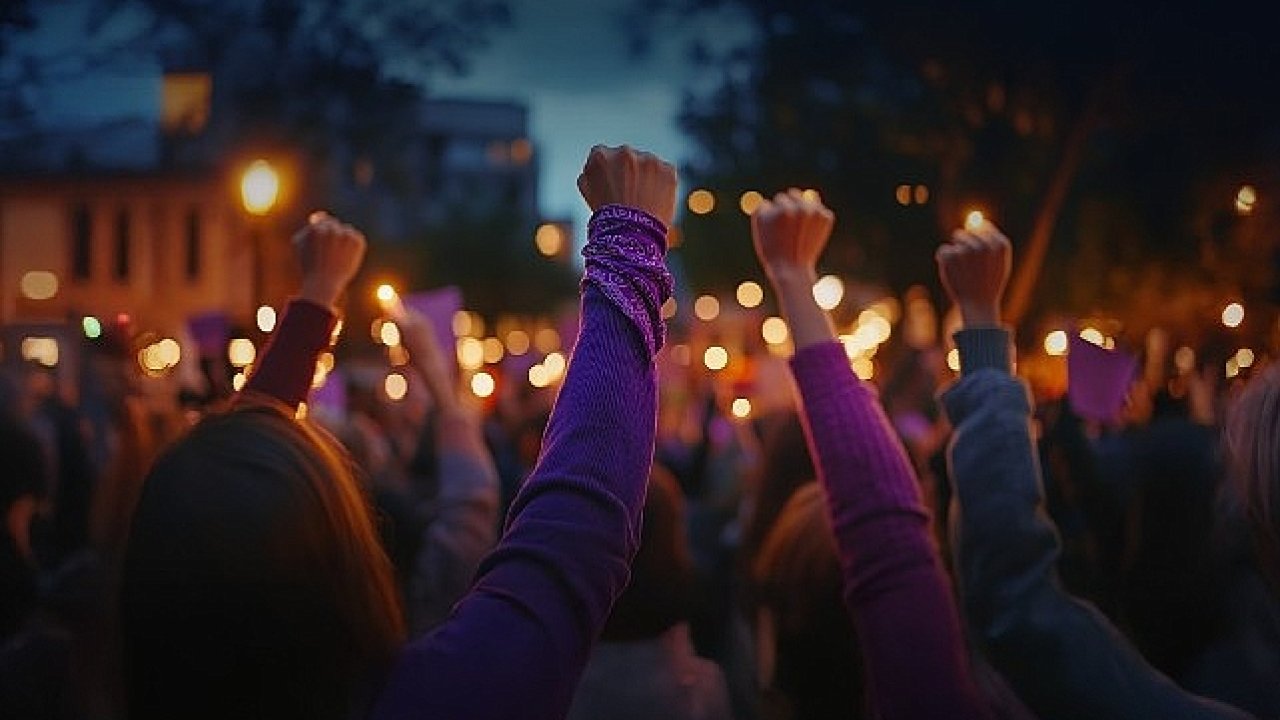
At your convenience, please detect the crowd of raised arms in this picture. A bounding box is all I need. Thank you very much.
[1,145,1278,720]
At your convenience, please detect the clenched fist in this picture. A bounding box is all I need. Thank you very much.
[294,211,367,310]
[936,221,1011,328]
[751,189,836,286]
[577,145,678,227]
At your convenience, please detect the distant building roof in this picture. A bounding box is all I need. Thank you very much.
[420,98,528,138]
[0,117,159,174]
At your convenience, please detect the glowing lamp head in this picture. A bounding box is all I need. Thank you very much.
[964,210,985,232]
[240,160,280,216]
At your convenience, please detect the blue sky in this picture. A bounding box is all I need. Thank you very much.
[428,0,749,229]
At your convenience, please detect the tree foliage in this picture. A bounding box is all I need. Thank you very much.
[636,0,1280,334]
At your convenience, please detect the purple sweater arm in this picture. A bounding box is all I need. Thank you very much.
[372,209,669,720]
[241,298,336,408]
[789,341,988,720]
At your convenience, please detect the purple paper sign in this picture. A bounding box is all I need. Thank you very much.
[403,287,463,372]
[1067,332,1137,423]
[187,311,229,357]
[310,367,348,420]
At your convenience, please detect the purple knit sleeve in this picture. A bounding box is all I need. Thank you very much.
[373,206,668,720]
[789,341,989,720]
[241,298,336,409]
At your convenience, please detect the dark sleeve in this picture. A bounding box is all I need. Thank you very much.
[241,299,337,408]
[372,205,672,720]
[943,329,1254,720]
[406,412,500,635]
[789,341,988,720]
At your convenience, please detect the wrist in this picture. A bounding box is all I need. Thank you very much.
[299,278,343,311]
[959,302,1001,328]
[768,267,818,293]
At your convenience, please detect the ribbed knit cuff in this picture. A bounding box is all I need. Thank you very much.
[582,204,673,359]
[243,298,337,408]
[953,327,1013,375]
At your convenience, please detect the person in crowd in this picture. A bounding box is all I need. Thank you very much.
[937,218,1266,718]
[382,295,501,634]
[567,466,733,720]
[748,190,990,719]
[119,144,677,720]
[752,481,866,720]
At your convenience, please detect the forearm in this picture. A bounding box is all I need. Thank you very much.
[408,328,459,416]
[374,206,670,720]
[944,343,1250,720]
[771,270,835,350]
[240,298,336,408]
[789,342,986,719]
[408,443,499,634]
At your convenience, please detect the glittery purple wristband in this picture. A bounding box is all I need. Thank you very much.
[582,204,674,358]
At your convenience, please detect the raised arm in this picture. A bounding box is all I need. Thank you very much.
[752,192,987,719]
[242,213,365,408]
[372,146,677,720]
[391,305,500,634]
[938,223,1252,720]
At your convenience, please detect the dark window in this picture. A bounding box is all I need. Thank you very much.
[114,209,131,281]
[185,208,201,280]
[70,203,91,280]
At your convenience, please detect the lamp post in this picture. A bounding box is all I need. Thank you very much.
[239,159,280,307]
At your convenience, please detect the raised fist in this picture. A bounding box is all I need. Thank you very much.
[577,145,678,227]
[294,211,366,309]
[751,189,835,285]
[935,221,1011,328]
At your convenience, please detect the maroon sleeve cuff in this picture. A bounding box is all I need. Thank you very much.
[242,298,337,409]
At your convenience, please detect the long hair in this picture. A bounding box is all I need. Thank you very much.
[740,412,817,569]
[752,482,867,719]
[1226,364,1280,586]
[120,398,405,720]
[600,465,694,641]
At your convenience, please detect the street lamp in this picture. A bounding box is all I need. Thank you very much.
[241,160,280,216]
[239,159,281,309]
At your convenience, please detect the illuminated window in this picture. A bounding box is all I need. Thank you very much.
[114,209,131,281]
[70,203,91,280]
[161,72,212,135]
[185,208,201,280]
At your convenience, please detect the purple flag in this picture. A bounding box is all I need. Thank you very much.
[403,288,461,353]
[1067,332,1137,423]
[310,368,348,420]
[187,311,229,357]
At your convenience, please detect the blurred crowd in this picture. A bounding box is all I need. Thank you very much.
[1,146,1278,720]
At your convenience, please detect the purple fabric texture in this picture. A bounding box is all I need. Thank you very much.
[244,208,669,719]
[370,207,667,719]
[582,204,673,358]
[788,341,989,720]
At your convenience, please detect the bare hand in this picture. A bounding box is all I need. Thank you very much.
[935,221,1011,328]
[294,211,366,310]
[577,145,678,227]
[751,189,835,287]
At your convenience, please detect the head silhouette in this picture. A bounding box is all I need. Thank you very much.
[121,400,405,720]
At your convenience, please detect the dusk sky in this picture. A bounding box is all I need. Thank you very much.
[10,0,751,235]
[428,0,749,229]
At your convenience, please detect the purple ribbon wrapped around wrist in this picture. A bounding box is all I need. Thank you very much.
[582,204,674,358]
